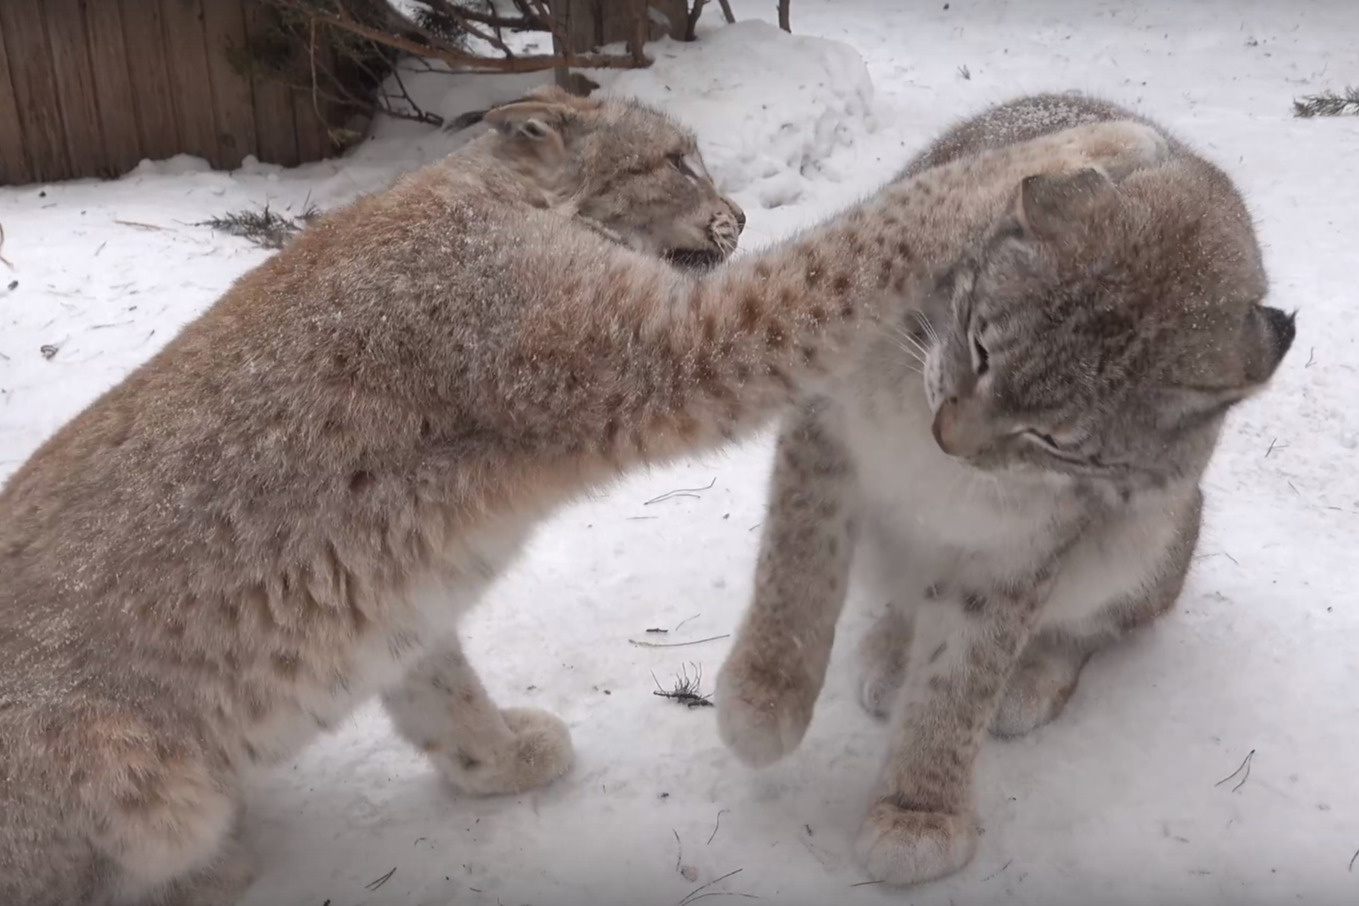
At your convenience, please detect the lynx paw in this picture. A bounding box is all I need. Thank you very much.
[856,611,912,719]
[716,651,816,768]
[436,707,573,796]
[990,650,1085,739]
[121,831,257,906]
[170,837,258,906]
[855,799,978,887]
[1062,120,1170,181]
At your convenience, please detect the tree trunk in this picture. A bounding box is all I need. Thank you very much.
[554,0,687,89]
[563,0,687,47]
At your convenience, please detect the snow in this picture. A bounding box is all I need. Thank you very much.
[2,1,1358,904]
[604,21,876,203]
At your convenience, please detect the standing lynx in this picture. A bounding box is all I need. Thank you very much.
[0,82,1166,905]
[716,94,1295,886]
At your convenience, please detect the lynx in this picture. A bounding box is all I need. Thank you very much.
[0,84,1166,905]
[716,94,1295,887]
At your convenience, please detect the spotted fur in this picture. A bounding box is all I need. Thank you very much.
[0,83,1166,905]
[717,94,1293,887]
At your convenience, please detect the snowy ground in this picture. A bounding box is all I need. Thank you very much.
[3,1,1359,904]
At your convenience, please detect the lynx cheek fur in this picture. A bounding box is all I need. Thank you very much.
[0,77,1168,904]
[717,94,1294,887]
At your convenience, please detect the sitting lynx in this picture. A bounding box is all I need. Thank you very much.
[0,80,1167,905]
[716,94,1295,887]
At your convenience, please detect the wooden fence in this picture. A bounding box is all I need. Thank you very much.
[0,0,340,187]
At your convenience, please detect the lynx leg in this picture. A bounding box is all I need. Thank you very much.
[716,405,859,767]
[856,606,914,720]
[120,829,256,906]
[95,760,252,906]
[382,637,572,796]
[990,637,1091,738]
[856,583,1043,887]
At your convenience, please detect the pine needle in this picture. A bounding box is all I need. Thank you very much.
[197,203,320,249]
[1293,87,1359,118]
[652,664,713,708]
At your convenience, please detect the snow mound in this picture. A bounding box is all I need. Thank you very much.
[603,20,875,205]
[342,20,873,212]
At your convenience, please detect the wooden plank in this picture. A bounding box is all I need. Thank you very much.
[43,0,107,180]
[118,0,180,163]
[291,33,332,166]
[241,0,298,167]
[159,0,220,164]
[0,0,71,182]
[82,0,144,177]
[0,12,33,185]
[200,0,257,169]
[292,87,331,166]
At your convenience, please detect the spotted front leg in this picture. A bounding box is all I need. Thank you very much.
[381,639,572,796]
[856,581,1047,886]
[716,404,860,767]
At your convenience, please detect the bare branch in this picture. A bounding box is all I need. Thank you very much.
[387,60,440,125]
[526,0,568,51]
[271,0,641,74]
[436,1,541,30]
[685,0,707,41]
[451,11,517,57]
[332,0,357,24]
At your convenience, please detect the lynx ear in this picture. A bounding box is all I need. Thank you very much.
[483,100,572,142]
[1240,304,1297,385]
[483,96,581,169]
[1158,305,1297,424]
[1014,168,1117,240]
[482,85,597,141]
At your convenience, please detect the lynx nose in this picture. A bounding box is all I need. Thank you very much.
[729,201,747,233]
[931,398,957,453]
[932,397,986,458]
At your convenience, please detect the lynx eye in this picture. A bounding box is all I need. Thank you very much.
[970,332,990,375]
[1024,430,1064,450]
[669,153,697,179]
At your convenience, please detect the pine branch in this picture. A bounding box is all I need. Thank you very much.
[1293,87,1359,118]
[267,0,646,74]
[198,203,319,250]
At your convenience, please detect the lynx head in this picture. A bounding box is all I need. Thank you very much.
[482,85,745,270]
[918,158,1294,489]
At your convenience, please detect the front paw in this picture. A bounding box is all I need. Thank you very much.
[990,649,1084,739]
[153,833,258,906]
[855,799,978,887]
[715,650,817,768]
[856,610,912,719]
[1062,120,1170,180]
[436,707,573,796]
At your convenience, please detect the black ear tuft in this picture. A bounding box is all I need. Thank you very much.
[1261,306,1297,362]
[1241,304,1297,385]
[443,108,489,132]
